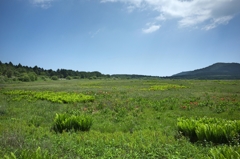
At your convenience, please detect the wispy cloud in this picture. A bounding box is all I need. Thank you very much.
[142,24,160,33]
[30,0,55,9]
[89,28,103,38]
[202,16,233,30]
[101,0,240,30]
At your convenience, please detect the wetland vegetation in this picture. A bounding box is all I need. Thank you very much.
[0,79,240,158]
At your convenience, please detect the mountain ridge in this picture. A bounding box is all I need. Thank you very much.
[171,62,240,79]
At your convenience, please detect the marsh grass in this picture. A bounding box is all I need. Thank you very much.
[0,79,240,158]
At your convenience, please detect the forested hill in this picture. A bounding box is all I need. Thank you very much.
[0,61,109,82]
[1,61,239,82]
[171,63,240,79]
[0,61,160,82]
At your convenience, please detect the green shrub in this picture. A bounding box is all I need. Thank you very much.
[52,113,93,133]
[66,76,71,80]
[73,76,79,79]
[17,73,37,82]
[4,147,58,159]
[0,105,7,115]
[41,76,47,81]
[177,117,240,144]
[28,116,43,127]
[0,75,6,83]
[28,72,37,81]
[12,77,18,81]
[51,76,58,80]
[18,75,30,82]
[209,145,240,159]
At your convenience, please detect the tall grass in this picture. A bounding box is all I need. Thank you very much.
[0,79,240,158]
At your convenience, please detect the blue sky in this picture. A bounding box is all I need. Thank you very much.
[1,0,240,76]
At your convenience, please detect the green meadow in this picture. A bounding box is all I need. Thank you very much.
[0,79,240,158]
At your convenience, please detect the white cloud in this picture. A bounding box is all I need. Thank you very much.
[142,24,160,33]
[30,0,55,9]
[155,14,166,21]
[101,0,240,30]
[202,16,233,30]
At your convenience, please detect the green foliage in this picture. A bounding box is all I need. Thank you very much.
[209,145,240,159]
[18,73,37,82]
[18,74,31,82]
[144,84,187,91]
[41,76,47,81]
[0,75,7,83]
[0,61,110,81]
[177,117,240,144]
[6,70,13,78]
[0,105,7,115]
[28,116,43,127]
[52,113,93,133]
[66,76,71,80]
[3,90,95,103]
[28,72,38,81]
[51,76,58,80]
[73,76,79,79]
[0,79,240,158]
[4,147,58,159]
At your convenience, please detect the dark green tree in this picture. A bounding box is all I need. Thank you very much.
[51,76,58,80]
[6,69,13,78]
[28,72,38,81]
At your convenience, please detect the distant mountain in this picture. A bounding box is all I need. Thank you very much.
[171,63,240,79]
[111,74,160,79]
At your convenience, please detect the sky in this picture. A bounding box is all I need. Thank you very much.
[0,0,240,76]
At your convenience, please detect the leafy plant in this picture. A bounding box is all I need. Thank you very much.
[1,79,240,158]
[4,147,58,159]
[18,74,31,82]
[66,76,71,80]
[0,105,7,115]
[52,113,93,133]
[51,76,58,80]
[177,117,198,142]
[209,145,240,159]
[147,84,187,91]
[3,90,94,103]
[177,117,240,144]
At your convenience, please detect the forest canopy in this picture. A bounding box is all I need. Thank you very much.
[0,61,160,82]
[0,61,109,82]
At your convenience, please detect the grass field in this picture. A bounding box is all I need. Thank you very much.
[0,79,240,158]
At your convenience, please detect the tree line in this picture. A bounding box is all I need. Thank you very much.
[0,61,110,82]
[0,61,162,82]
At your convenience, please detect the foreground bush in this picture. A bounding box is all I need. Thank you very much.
[209,145,240,159]
[4,147,58,159]
[52,113,93,133]
[177,117,240,144]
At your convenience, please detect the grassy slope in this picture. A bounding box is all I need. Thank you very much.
[0,79,240,158]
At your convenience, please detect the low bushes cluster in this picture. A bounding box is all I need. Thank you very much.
[18,73,38,82]
[3,90,94,103]
[52,113,93,133]
[177,117,240,144]
[51,76,58,80]
[209,145,240,159]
